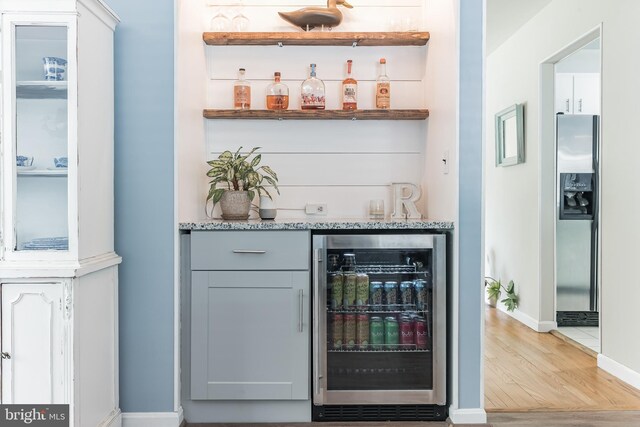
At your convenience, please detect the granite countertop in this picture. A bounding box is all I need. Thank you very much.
[179,218,454,231]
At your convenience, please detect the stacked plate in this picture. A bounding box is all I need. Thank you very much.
[22,237,68,251]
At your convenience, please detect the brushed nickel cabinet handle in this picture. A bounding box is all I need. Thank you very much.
[1,352,11,360]
[232,250,266,254]
[298,289,304,333]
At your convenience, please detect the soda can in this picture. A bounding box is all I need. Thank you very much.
[400,281,414,309]
[356,314,370,349]
[331,313,344,349]
[414,317,429,350]
[384,281,398,308]
[399,316,415,348]
[413,279,428,311]
[369,316,385,350]
[330,273,344,310]
[343,274,357,308]
[344,313,357,349]
[384,316,399,349]
[356,274,370,308]
[369,281,383,310]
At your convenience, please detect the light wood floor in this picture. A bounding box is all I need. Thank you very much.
[485,306,640,412]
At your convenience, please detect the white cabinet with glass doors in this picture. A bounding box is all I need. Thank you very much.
[0,1,121,426]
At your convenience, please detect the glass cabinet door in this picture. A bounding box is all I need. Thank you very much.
[13,24,69,252]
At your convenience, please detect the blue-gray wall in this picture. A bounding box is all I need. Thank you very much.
[108,0,175,412]
[457,0,484,410]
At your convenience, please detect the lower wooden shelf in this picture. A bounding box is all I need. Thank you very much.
[203,109,429,120]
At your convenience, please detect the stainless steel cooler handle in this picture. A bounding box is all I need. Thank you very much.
[232,250,266,254]
[313,248,323,401]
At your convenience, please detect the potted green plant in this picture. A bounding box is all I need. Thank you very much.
[484,277,519,312]
[206,146,279,220]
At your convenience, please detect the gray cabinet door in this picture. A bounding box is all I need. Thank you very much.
[191,270,309,400]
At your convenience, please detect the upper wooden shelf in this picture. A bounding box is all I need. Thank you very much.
[203,109,429,121]
[203,31,430,47]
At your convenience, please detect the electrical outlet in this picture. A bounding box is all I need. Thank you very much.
[306,203,327,215]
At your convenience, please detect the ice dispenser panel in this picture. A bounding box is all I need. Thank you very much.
[559,173,594,220]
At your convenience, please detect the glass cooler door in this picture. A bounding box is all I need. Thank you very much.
[313,234,446,406]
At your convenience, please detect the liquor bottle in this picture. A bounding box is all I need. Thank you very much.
[266,72,289,110]
[233,67,251,110]
[376,58,391,109]
[342,59,357,110]
[301,63,325,110]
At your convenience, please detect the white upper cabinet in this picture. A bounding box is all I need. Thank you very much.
[0,0,119,264]
[555,73,600,115]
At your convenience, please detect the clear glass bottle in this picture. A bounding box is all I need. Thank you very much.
[342,59,357,110]
[376,58,391,109]
[266,72,289,110]
[233,68,251,110]
[301,63,325,110]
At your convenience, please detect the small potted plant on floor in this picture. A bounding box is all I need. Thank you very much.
[484,277,519,312]
[206,146,279,220]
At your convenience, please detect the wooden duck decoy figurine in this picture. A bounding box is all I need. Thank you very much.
[278,0,353,31]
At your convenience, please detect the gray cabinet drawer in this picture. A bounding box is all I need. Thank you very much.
[191,231,310,271]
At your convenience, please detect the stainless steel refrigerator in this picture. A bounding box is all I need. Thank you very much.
[556,114,599,326]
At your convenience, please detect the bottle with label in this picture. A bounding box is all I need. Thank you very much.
[342,59,357,110]
[376,58,391,109]
[233,68,251,110]
[301,63,325,110]
[266,72,289,110]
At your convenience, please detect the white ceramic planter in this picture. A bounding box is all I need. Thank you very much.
[220,190,251,220]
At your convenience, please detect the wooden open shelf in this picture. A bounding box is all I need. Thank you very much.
[203,109,429,121]
[203,31,430,47]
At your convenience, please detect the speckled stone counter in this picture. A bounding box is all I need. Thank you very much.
[179,218,454,231]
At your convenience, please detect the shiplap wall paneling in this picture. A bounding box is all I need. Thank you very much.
[202,0,428,219]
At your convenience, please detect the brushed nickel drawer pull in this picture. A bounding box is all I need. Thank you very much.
[1,352,10,360]
[232,250,267,254]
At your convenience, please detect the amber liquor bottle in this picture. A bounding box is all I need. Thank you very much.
[233,67,251,110]
[342,59,357,110]
[266,72,289,110]
[376,58,391,109]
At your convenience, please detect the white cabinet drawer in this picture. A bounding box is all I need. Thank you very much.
[190,231,310,271]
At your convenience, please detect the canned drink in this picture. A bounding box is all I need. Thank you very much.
[399,317,415,348]
[344,313,357,349]
[356,274,369,308]
[356,314,370,349]
[384,316,399,349]
[343,274,357,308]
[330,273,344,310]
[413,279,428,311]
[414,318,428,350]
[384,281,398,308]
[400,281,414,308]
[369,281,383,310]
[331,313,344,349]
[369,316,385,350]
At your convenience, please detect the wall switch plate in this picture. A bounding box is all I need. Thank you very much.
[306,203,327,215]
[442,150,450,174]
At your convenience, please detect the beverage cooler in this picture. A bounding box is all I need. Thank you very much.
[312,234,447,421]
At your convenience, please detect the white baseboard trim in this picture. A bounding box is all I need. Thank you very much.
[101,408,122,427]
[496,304,557,332]
[122,410,183,427]
[448,407,487,424]
[598,354,640,391]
